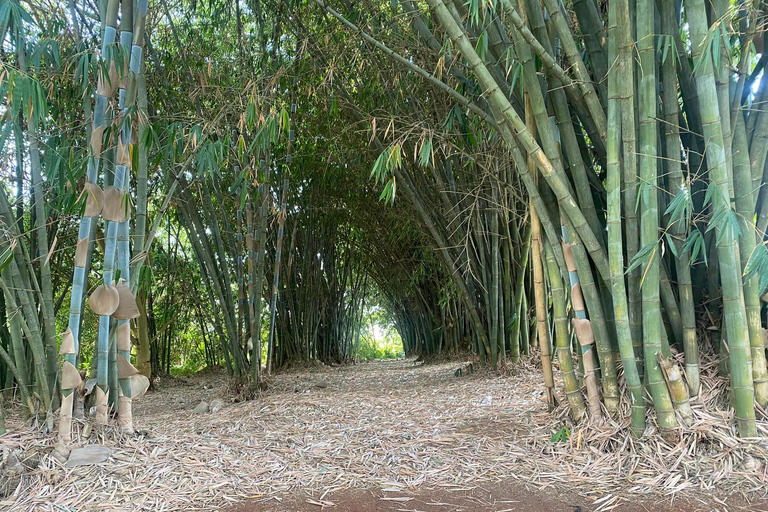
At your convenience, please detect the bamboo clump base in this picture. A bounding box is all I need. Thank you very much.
[2,357,767,511]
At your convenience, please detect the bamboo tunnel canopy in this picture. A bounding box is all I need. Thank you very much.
[5,0,768,448]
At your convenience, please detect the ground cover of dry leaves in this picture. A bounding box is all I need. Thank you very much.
[3,356,768,511]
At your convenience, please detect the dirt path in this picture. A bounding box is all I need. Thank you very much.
[7,358,768,511]
[227,477,765,512]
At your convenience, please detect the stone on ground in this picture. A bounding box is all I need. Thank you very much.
[193,401,210,414]
[65,446,110,467]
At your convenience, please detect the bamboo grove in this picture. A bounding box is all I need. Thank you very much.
[2,0,768,447]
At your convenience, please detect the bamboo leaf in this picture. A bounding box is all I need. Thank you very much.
[683,229,707,266]
[475,30,488,63]
[0,239,16,273]
[665,232,680,259]
[418,137,432,168]
[626,242,657,274]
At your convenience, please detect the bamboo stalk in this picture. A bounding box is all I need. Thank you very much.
[63,0,120,435]
[544,238,586,420]
[607,0,645,437]
[637,0,677,434]
[660,0,699,397]
[133,61,151,379]
[524,91,555,406]
[732,115,768,406]
[617,0,642,369]
[686,0,757,437]
[509,222,531,363]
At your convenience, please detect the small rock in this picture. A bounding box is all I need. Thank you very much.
[479,395,493,407]
[176,397,185,404]
[315,381,329,389]
[210,399,224,413]
[192,401,210,414]
[66,446,110,467]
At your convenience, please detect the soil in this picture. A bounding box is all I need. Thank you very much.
[227,477,766,512]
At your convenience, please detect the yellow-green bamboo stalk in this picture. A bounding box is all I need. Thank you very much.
[686,0,757,437]
[617,0,642,369]
[637,0,677,433]
[607,0,645,437]
[659,0,699,396]
[424,0,611,285]
[733,115,768,406]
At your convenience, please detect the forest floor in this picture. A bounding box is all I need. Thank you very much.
[3,357,768,511]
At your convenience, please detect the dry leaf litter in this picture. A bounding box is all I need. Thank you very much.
[1,356,767,511]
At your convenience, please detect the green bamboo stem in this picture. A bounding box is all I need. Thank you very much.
[27,99,58,405]
[0,341,35,416]
[523,93,554,402]
[246,191,259,381]
[199,183,245,375]
[617,0,642,369]
[267,106,296,376]
[572,0,608,104]
[637,0,677,434]
[659,266,684,347]
[1,283,34,416]
[490,185,501,368]
[712,0,734,176]
[0,272,50,415]
[515,0,602,245]
[180,199,235,375]
[132,62,151,379]
[500,0,605,142]
[532,202,555,408]
[509,222,531,363]
[733,115,768,406]
[660,0,699,397]
[540,0,606,142]
[235,189,246,361]
[607,0,645,437]
[253,157,270,378]
[686,0,757,437]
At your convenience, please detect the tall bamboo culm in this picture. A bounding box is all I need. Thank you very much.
[266,77,297,375]
[58,0,120,451]
[685,0,757,437]
[607,0,645,437]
